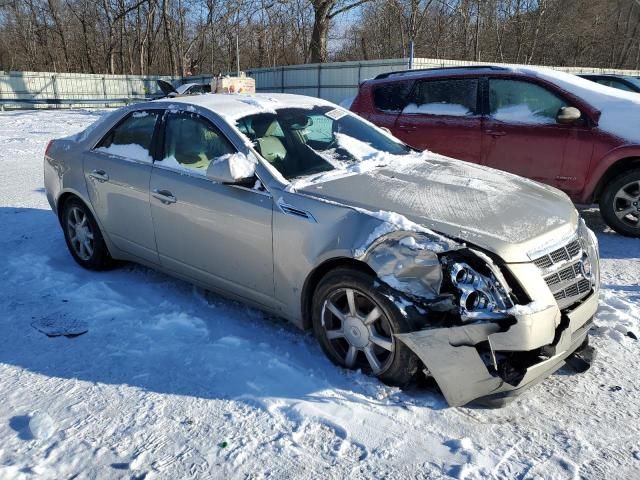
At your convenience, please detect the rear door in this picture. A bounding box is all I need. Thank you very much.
[482,78,584,188]
[392,77,483,163]
[149,110,274,303]
[84,110,161,263]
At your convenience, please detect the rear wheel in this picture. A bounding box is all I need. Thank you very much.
[62,198,114,270]
[599,169,640,237]
[312,267,419,386]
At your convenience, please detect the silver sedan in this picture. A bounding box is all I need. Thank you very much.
[44,93,600,406]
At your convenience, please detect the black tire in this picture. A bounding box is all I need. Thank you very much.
[599,168,640,237]
[61,197,114,270]
[312,267,420,387]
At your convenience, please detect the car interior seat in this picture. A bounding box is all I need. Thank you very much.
[168,118,210,170]
[252,116,287,165]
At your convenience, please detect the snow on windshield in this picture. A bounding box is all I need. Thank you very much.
[290,133,424,189]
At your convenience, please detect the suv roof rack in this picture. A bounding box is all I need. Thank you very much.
[373,65,509,80]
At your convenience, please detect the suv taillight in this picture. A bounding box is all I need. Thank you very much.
[44,140,54,158]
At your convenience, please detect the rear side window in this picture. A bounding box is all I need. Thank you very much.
[157,112,236,175]
[95,111,159,162]
[404,79,478,116]
[373,81,412,112]
[598,79,634,92]
[489,79,568,124]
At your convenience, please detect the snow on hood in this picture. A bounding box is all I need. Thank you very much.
[297,152,578,263]
[521,67,640,142]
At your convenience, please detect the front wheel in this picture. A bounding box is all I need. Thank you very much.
[312,268,419,386]
[599,169,640,237]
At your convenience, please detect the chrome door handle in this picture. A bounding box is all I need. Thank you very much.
[397,124,417,131]
[152,189,177,204]
[89,170,109,182]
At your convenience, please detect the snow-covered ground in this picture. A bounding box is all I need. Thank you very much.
[0,109,639,479]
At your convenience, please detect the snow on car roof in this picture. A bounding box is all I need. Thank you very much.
[153,93,336,120]
[513,66,640,105]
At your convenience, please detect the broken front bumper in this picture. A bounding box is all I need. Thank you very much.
[396,287,599,407]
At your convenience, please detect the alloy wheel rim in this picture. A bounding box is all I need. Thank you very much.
[321,287,395,375]
[613,180,640,229]
[66,207,95,261]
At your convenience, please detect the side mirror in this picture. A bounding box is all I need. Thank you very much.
[557,106,582,124]
[206,152,256,184]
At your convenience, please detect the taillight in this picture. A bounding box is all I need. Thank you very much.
[45,140,54,157]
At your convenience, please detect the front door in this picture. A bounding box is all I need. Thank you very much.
[392,77,483,163]
[482,78,580,188]
[149,110,274,303]
[84,110,161,263]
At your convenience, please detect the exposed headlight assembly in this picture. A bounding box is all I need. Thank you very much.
[362,231,516,322]
[448,259,514,321]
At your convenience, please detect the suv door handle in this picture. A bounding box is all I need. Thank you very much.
[152,189,177,204]
[485,130,507,137]
[89,170,109,182]
[397,124,417,131]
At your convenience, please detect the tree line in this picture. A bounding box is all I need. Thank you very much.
[0,0,639,76]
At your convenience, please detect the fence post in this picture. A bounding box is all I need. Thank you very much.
[102,76,108,108]
[317,64,321,99]
[281,66,285,93]
[51,74,59,109]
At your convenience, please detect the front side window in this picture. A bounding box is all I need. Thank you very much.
[95,111,159,162]
[157,112,236,174]
[236,106,412,180]
[489,79,568,124]
[373,81,413,112]
[404,79,478,116]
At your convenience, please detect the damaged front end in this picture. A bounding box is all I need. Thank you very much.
[359,227,599,407]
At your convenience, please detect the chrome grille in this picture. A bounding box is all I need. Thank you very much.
[533,239,581,269]
[532,238,593,310]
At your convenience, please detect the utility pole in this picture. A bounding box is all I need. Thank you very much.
[236,5,241,76]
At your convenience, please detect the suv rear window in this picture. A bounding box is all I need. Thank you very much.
[404,79,478,116]
[373,81,412,112]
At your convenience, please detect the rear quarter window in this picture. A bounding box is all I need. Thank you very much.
[372,81,413,112]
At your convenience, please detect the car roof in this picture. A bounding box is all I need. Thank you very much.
[175,83,202,94]
[151,93,336,120]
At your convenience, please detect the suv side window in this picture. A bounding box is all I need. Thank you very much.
[404,79,478,116]
[95,111,159,162]
[489,79,568,124]
[373,81,412,112]
[158,112,236,174]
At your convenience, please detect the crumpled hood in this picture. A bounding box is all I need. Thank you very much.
[298,156,579,263]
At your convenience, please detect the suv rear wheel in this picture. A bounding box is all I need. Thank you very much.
[599,169,640,237]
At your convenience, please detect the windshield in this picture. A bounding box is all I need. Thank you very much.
[235,106,412,179]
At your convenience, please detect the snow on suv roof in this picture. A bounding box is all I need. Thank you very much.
[153,93,336,121]
[376,64,640,106]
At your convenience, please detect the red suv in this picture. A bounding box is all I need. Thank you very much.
[351,65,640,237]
